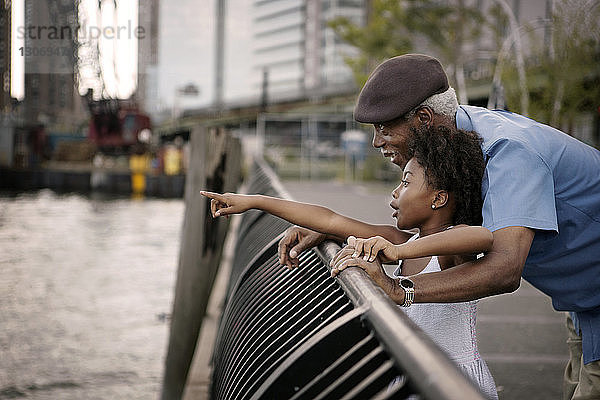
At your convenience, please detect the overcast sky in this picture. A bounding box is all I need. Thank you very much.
[158,0,254,110]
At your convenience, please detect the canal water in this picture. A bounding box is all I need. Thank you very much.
[0,190,184,399]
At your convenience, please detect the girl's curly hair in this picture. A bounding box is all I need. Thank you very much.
[408,125,485,226]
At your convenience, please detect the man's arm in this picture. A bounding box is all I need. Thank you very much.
[333,226,534,304]
[407,226,534,303]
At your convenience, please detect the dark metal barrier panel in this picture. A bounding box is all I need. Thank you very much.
[227,159,293,293]
[211,158,487,400]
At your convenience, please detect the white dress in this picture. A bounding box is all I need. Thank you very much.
[394,236,498,399]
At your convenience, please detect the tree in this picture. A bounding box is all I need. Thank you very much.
[328,0,413,87]
[328,0,485,103]
[423,0,485,104]
[499,0,600,133]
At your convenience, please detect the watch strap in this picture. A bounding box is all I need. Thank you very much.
[399,278,414,307]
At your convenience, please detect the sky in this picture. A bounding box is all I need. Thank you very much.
[157,0,254,110]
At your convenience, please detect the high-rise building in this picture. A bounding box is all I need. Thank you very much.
[137,0,160,114]
[0,1,11,113]
[22,0,85,129]
[252,0,364,100]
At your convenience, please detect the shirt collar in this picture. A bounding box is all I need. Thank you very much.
[455,106,474,131]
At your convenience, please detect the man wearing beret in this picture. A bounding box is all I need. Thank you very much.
[277,54,600,399]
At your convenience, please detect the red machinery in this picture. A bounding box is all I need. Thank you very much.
[86,96,151,151]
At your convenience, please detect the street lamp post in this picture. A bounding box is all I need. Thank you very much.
[172,83,200,119]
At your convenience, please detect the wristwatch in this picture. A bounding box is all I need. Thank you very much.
[399,278,414,307]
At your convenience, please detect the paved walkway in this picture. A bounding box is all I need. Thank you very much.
[284,179,569,400]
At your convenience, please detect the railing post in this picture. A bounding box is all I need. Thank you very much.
[161,126,241,400]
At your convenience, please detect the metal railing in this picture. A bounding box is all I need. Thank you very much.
[210,158,487,400]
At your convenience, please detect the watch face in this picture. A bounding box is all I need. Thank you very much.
[400,278,414,289]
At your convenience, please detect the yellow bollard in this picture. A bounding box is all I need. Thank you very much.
[129,152,150,197]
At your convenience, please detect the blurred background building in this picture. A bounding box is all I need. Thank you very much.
[137,0,160,115]
[251,0,363,101]
[22,0,85,131]
[1,0,598,184]
[0,3,10,114]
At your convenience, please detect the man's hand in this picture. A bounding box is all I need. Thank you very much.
[200,191,253,217]
[330,248,395,295]
[278,226,326,269]
[329,245,355,273]
[346,235,398,263]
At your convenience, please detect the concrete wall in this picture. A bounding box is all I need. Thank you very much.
[161,126,241,400]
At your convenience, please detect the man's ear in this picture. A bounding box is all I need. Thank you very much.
[416,106,434,128]
[432,190,449,209]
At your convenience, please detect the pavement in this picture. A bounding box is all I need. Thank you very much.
[183,178,569,400]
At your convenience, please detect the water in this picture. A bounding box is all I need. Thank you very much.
[0,190,184,399]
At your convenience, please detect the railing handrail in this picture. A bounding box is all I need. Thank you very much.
[315,241,485,400]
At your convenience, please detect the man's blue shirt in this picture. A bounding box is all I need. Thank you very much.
[457,105,600,363]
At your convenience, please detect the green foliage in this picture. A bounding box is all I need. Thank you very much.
[328,0,413,86]
[500,0,600,130]
[422,0,485,63]
[328,0,486,96]
[328,0,599,133]
[487,3,510,50]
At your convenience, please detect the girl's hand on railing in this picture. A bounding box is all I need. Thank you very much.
[330,247,392,290]
[346,235,399,263]
[200,191,253,218]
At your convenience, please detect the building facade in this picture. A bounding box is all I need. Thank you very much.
[0,0,10,113]
[22,0,85,130]
[252,0,364,100]
[137,0,160,114]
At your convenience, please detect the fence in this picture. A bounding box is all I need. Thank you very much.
[210,158,487,400]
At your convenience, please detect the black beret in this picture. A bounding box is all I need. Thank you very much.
[354,54,449,123]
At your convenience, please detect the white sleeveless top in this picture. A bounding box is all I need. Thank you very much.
[394,235,498,399]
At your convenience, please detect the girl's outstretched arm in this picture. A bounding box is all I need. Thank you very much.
[200,191,411,244]
[346,225,493,263]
